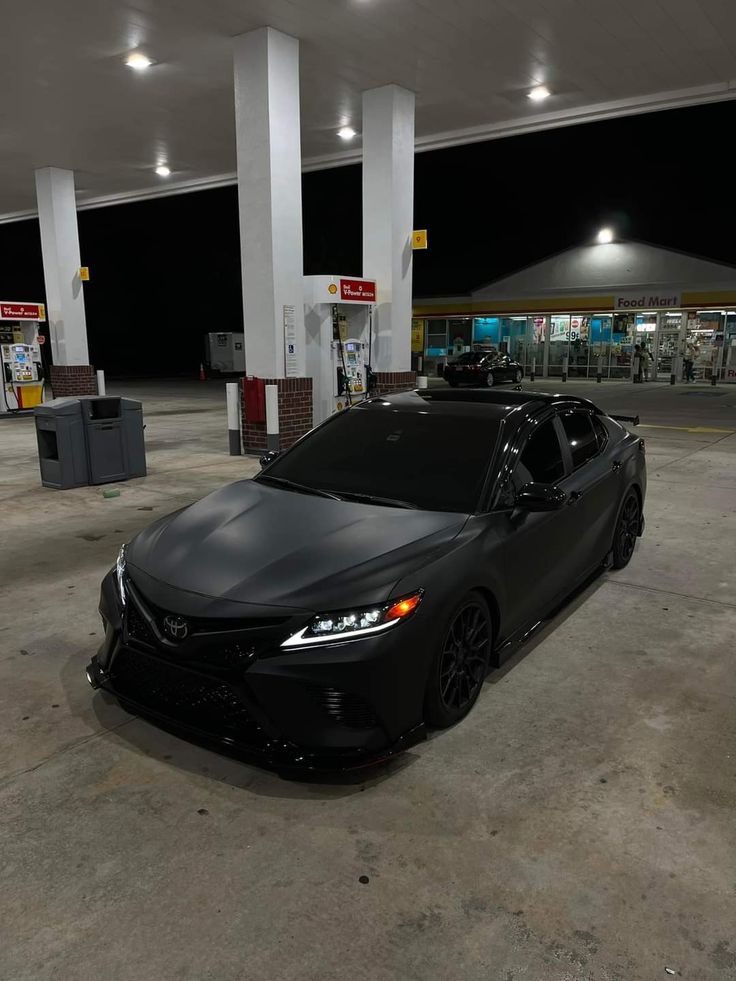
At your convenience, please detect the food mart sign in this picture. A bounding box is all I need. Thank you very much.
[614,291,681,310]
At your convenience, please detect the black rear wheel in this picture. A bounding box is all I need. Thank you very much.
[514,369,523,383]
[612,490,640,569]
[424,591,492,728]
[447,378,459,387]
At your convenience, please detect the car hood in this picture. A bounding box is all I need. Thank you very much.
[127,479,467,612]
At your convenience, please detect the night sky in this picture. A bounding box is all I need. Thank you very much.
[2,100,735,376]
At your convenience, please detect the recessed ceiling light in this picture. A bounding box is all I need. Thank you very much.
[155,165,171,177]
[597,227,614,244]
[337,127,357,141]
[528,85,551,102]
[126,52,153,70]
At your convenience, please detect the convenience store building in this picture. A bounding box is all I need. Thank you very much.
[412,241,736,382]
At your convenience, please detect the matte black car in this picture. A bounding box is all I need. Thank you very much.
[87,389,645,772]
[444,351,523,387]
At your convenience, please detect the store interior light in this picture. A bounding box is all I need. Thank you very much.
[597,227,614,244]
[126,52,153,70]
[528,85,551,102]
[337,126,357,140]
[155,165,171,177]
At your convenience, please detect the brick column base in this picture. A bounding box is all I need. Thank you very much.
[372,371,417,395]
[49,365,97,398]
[242,377,313,454]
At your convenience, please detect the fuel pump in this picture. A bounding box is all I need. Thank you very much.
[1,322,45,412]
[303,275,377,425]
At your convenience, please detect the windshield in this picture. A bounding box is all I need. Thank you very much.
[259,405,501,512]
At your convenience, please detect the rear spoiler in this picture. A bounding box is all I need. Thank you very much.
[609,413,640,426]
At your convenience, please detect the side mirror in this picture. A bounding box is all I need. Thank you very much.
[259,449,281,469]
[515,481,567,511]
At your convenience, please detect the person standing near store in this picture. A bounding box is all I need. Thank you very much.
[683,341,697,382]
[639,342,653,381]
[633,344,643,382]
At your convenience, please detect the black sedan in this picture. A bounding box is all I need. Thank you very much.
[87,389,645,772]
[444,351,523,387]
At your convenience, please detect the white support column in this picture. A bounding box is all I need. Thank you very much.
[35,167,88,366]
[362,85,415,381]
[234,27,306,380]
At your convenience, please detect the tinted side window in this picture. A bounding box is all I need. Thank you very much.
[560,412,598,469]
[516,419,565,485]
[592,415,609,451]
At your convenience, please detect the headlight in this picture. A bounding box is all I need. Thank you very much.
[281,591,423,649]
[115,545,127,607]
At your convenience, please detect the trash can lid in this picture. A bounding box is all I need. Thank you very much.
[34,397,83,416]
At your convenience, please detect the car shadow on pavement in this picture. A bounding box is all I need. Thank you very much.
[486,568,608,685]
[85,687,421,799]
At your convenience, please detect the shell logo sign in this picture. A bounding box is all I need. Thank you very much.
[339,279,376,302]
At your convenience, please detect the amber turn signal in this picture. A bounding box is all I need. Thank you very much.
[386,592,423,621]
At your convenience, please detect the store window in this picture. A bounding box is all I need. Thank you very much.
[425,320,448,357]
[687,311,723,380]
[448,318,472,355]
[569,316,590,377]
[610,313,634,378]
[473,317,500,348]
[548,315,570,374]
[559,412,598,469]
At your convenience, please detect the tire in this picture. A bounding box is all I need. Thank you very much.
[424,591,493,728]
[447,378,459,387]
[514,369,523,383]
[612,490,640,569]
[485,371,495,387]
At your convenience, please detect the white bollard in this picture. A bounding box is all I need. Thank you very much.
[96,369,106,396]
[417,375,428,389]
[226,382,241,455]
[265,384,279,451]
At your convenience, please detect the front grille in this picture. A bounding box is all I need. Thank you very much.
[125,602,155,646]
[110,648,268,746]
[310,687,379,729]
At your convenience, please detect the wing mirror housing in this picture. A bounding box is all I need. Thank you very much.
[259,449,281,469]
[515,481,567,511]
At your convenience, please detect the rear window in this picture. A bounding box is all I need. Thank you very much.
[453,353,485,364]
[560,411,599,469]
[262,406,502,512]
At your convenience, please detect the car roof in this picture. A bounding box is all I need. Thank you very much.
[358,388,599,419]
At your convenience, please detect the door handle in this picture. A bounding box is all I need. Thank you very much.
[567,490,584,505]
[612,459,622,472]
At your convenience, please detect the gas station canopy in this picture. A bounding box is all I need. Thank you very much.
[2,0,736,221]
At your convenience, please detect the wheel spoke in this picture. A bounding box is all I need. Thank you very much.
[438,601,492,712]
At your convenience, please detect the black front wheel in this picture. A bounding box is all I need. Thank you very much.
[612,490,640,569]
[447,378,459,387]
[514,369,523,383]
[424,591,493,728]
[485,371,495,387]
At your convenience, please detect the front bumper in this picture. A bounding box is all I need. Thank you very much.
[88,570,429,773]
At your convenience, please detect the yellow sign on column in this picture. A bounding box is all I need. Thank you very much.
[79,266,90,281]
[412,229,428,250]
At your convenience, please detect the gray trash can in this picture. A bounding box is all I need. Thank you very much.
[121,398,146,478]
[35,397,90,489]
[78,396,147,484]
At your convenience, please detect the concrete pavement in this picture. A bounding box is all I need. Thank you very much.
[1,378,735,981]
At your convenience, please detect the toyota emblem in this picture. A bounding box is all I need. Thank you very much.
[163,615,189,642]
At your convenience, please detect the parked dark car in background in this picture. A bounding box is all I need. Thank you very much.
[87,389,645,773]
[444,351,524,387]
